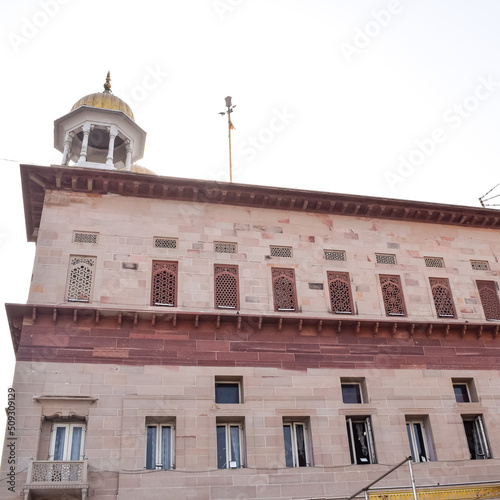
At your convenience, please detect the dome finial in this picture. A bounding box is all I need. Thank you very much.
[103,71,112,93]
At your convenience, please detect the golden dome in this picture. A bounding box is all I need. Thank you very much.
[118,164,156,175]
[71,72,135,121]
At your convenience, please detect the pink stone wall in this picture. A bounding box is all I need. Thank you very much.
[28,191,500,324]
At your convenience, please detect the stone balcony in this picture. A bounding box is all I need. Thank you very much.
[23,460,88,500]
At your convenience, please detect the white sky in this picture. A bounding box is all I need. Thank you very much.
[1,0,500,442]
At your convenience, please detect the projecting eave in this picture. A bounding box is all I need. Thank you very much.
[20,163,500,242]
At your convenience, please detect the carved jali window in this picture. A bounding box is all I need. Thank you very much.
[477,280,500,320]
[152,261,178,307]
[379,275,406,316]
[73,232,98,244]
[270,246,292,258]
[154,237,177,249]
[324,250,346,261]
[214,265,239,309]
[424,257,444,268]
[429,278,456,318]
[471,260,490,271]
[214,242,237,254]
[272,268,298,312]
[327,271,353,314]
[67,256,96,302]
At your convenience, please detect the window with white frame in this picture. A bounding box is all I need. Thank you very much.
[462,415,490,460]
[146,423,175,470]
[216,421,244,469]
[283,420,312,467]
[341,383,363,404]
[406,419,432,462]
[49,422,86,461]
[346,417,376,465]
[215,379,241,404]
[453,379,477,403]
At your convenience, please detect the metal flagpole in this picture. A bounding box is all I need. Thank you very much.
[219,96,236,183]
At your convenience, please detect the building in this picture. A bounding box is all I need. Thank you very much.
[2,76,500,500]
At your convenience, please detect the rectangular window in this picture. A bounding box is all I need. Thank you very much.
[454,384,470,402]
[376,253,396,265]
[477,280,500,320]
[215,380,241,404]
[214,242,237,254]
[270,246,292,258]
[283,420,312,467]
[217,422,244,469]
[146,424,175,470]
[154,237,177,249]
[462,416,490,460]
[151,261,178,307]
[342,384,363,404]
[214,265,239,309]
[49,422,86,461]
[73,232,98,244]
[471,260,490,271]
[327,271,354,314]
[406,420,432,462]
[379,275,406,316]
[271,268,298,312]
[429,278,456,318]
[452,378,478,403]
[424,257,444,268]
[67,256,96,303]
[324,250,346,261]
[346,417,376,465]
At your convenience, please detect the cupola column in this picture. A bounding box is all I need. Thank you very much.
[62,131,74,165]
[77,123,92,165]
[125,140,133,171]
[106,125,118,167]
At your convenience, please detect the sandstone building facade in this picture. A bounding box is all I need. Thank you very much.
[2,78,500,500]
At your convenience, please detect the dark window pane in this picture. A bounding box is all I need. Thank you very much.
[413,423,427,461]
[70,427,82,461]
[454,384,470,403]
[217,426,227,469]
[295,424,307,467]
[215,383,239,404]
[283,425,293,467]
[161,426,171,470]
[54,427,66,461]
[146,426,157,470]
[342,384,362,404]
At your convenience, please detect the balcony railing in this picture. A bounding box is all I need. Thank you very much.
[23,460,88,500]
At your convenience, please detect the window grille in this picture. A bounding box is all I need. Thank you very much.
[424,257,444,268]
[67,256,96,302]
[476,280,500,320]
[154,238,177,249]
[327,271,353,314]
[471,260,490,271]
[429,278,456,318]
[379,275,406,316]
[73,232,98,244]
[214,242,237,254]
[214,265,239,309]
[376,253,397,265]
[270,246,292,258]
[324,250,346,261]
[151,261,178,307]
[271,268,298,312]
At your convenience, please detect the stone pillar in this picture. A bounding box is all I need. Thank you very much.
[62,131,74,165]
[125,140,133,171]
[77,123,92,166]
[106,125,118,167]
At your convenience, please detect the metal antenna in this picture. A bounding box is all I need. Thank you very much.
[219,96,236,182]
